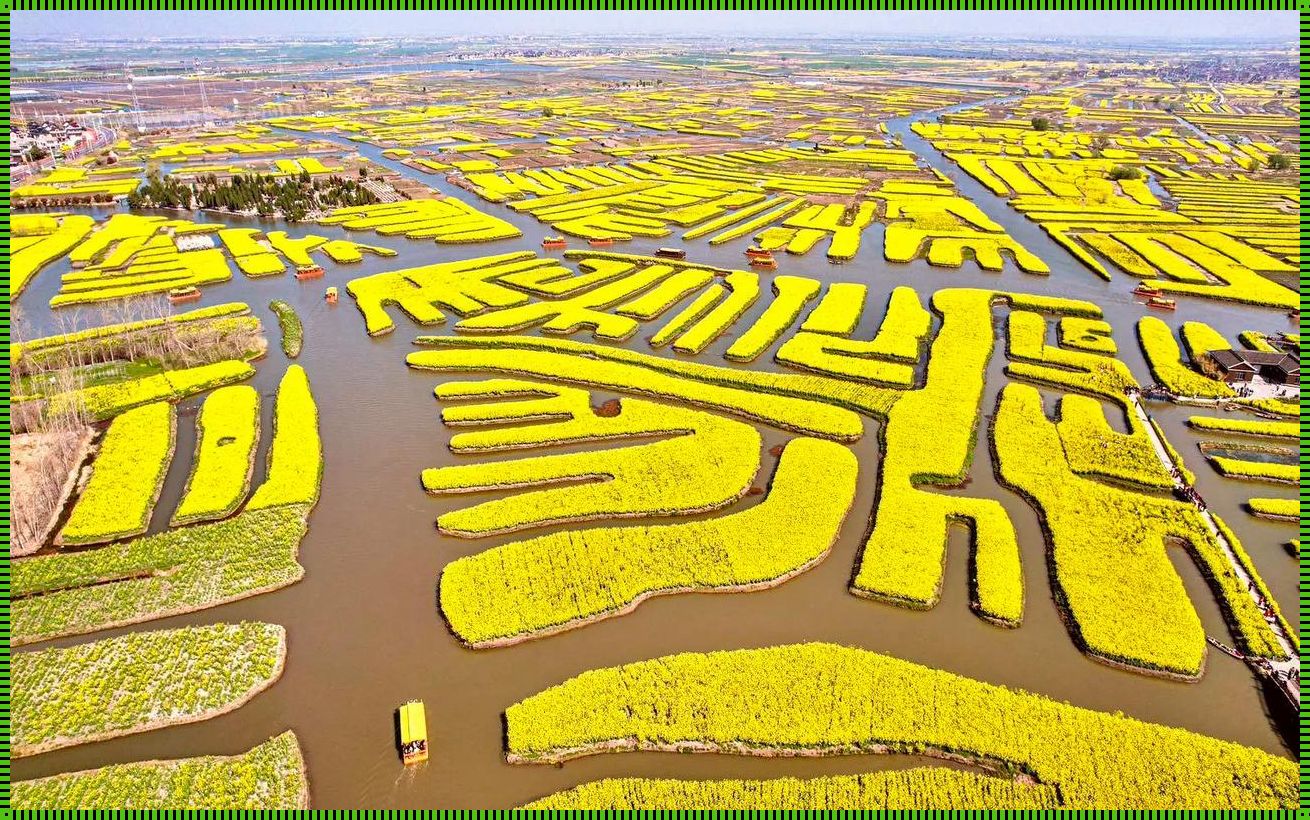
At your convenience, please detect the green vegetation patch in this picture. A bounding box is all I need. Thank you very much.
[13,622,285,757]
[14,506,309,645]
[269,300,303,358]
[11,731,308,809]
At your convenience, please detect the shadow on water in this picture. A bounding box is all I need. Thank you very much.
[1261,676,1300,756]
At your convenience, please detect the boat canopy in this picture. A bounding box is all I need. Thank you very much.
[399,701,427,745]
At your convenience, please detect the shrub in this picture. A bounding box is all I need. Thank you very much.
[669,271,760,355]
[1053,393,1173,490]
[723,275,821,362]
[1149,416,1195,485]
[1188,416,1297,439]
[993,383,1285,674]
[13,506,310,644]
[426,389,762,536]
[45,360,257,422]
[319,199,520,243]
[409,336,870,439]
[344,252,542,336]
[1207,455,1297,484]
[1248,498,1298,520]
[12,214,95,297]
[776,286,928,388]
[1058,316,1116,355]
[852,290,1021,625]
[1179,320,1230,365]
[1136,317,1234,399]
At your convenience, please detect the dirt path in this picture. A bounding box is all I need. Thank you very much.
[1130,393,1300,706]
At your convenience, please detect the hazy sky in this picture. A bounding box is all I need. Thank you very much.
[13,10,1297,41]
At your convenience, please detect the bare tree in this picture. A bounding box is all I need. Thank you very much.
[12,320,95,554]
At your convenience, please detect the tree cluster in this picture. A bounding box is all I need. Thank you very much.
[127,171,378,221]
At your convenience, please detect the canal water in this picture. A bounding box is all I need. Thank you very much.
[11,109,1299,807]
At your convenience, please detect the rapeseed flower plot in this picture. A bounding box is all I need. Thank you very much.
[172,386,261,525]
[59,402,177,545]
[425,393,762,536]
[994,384,1286,673]
[507,643,1295,808]
[441,438,857,645]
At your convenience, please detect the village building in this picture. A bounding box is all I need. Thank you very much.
[1206,349,1300,385]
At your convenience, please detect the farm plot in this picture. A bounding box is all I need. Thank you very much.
[39,213,399,307]
[378,251,1290,680]
[916,123,1298,308]
[13,365,322,644]
[11,732,308,810]
[506,643,1295,808]
[13,622,285,757]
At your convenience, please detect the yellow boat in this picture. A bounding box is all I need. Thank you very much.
[398,700,428,765]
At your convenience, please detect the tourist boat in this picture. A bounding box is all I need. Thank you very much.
[587,237,614,247]
[295,264,325,281]
[749,255,778,269]
[1145,296,1177,311]
[397,700,428,765]
[744,245,771,258]
[325,287,339,304]
[655,247,687,260]
[1133,283,1164,297]
[541,236,567,249]
[168,286,202,304]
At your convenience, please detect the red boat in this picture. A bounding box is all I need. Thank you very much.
[541,236,567,249]
[295,265,325,281]
[587,238,614,247]
[745,245,771,258]
[168,286,202,304]
[1145,296,1177,311]
[749,256,778,269]
[1134,283,1164,297]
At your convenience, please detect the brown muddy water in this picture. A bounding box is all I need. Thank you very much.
[11,126,1300,806]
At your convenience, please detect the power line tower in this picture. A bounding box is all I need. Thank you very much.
[195,58,213,127]
[125,64,143,130]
